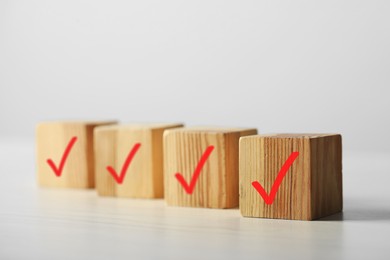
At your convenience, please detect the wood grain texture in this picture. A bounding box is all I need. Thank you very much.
[3,141,390,259]
[310,135,343,219]
[164,127,257,208]
[239,134,342,220]
[94,123,183,198]
[36,121,116,188]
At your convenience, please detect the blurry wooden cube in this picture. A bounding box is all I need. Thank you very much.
[164,127,258,208]
[36,121,116,188]
[94,123,183,198]
[239,134,342,220]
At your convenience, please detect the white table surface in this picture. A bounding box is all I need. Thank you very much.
[1,139,389,259]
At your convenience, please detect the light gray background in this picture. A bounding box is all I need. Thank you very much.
[1,2,390,259]
[1,0,389,152]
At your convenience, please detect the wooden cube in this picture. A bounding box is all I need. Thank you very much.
[164,127,258,208]
[239,134,342,220]
[94,123,183,198]
[36,121,116,188]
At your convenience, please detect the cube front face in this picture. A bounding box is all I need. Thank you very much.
[95,128,154,198]
[239,134,342,220]
[164,128,257,209]
[94,124,183,198]
[36,121,114,189]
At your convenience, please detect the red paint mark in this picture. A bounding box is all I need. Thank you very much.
[106,143,141,184]
[46,136,78,177]
[175,145,214,194]
[252,151,299,205]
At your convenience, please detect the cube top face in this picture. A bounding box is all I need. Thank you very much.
[164,127,258,209]
[37,120,117,128]
[36,121,116,189]
[239,134,342,220]
[94,123,184,198]
[164,126,257,135]
[258,133,340,139]
[95,123,184,132]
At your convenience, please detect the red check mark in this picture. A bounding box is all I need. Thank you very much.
[252,151,299,205]
[106,143,141,184]
[46,136,78,177]
[175,145,214,194]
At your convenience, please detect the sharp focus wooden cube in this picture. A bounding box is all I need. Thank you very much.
[94,123,184,198]
[36,121,116,188]
[164,127,258,208]
[239,134,342,220]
